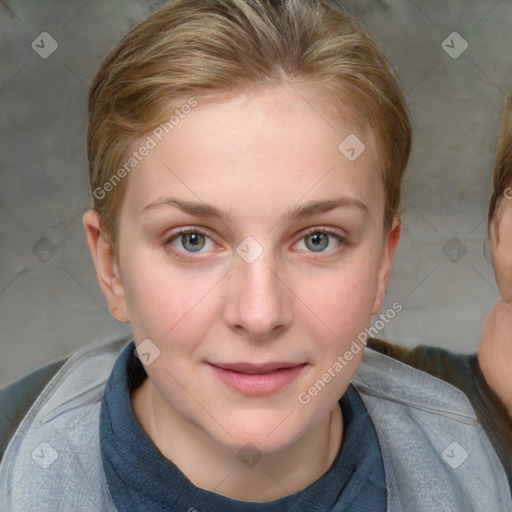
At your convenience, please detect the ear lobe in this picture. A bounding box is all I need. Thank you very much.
[82,209,130,322]
[371,216,401,315]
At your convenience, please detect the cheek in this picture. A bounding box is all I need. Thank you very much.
[295,256,380,342]
[122,250,214,342]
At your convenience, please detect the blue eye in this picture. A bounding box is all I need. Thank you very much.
[166,228,214,254]
[164,226,347,261]
[297,228,346,254]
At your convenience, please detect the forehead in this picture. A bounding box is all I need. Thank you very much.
[121,84,384,223]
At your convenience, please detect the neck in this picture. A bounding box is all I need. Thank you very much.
[478,299,512,420]
[131,380,343,502]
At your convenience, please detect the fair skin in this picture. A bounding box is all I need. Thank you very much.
[83,83,400,501]
[479,196,512,419]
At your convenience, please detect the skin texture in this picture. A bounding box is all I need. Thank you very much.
[83,83,400,501]
[479,196,512,418]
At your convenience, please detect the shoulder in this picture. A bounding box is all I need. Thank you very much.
[366,336,512,490]
[0,335,132,464]
[356,342,478,419]
[365,337,485,422]
[367,337,475,389]
[0,336,131,511]
[352,346,512,509]
[0,358,67,462]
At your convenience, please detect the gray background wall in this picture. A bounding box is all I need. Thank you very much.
[1,0,511,387]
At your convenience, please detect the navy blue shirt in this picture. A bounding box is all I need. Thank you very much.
[99,342,387,511]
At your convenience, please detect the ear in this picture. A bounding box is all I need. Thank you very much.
[82,209,130,322]
[488,207,502,252]
[371,215,401,315]
[488,199,512,302]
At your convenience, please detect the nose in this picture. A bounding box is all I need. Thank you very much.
[223,247,293,342]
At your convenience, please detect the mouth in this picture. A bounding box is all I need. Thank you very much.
[207,361,308,395]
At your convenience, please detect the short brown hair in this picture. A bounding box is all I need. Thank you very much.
[87,0,412,248]
[488,93,512,239]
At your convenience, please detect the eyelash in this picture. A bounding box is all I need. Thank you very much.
[163,226,348,261]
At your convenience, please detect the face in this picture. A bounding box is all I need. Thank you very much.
[490,192,512,302]
[88,84,400,455]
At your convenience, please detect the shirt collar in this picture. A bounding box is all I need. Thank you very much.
[99,341,386,512]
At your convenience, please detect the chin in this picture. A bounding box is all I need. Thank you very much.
[207,410,310,455]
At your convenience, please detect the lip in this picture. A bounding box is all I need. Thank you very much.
[208,362,307,396]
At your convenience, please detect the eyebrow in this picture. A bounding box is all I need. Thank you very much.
[142,195,368,223]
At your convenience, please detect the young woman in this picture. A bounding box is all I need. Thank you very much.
[0,1,509,510]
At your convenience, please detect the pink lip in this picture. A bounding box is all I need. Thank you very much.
[208,362,307,395]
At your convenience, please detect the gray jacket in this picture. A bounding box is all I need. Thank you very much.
[0,335,510,511]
